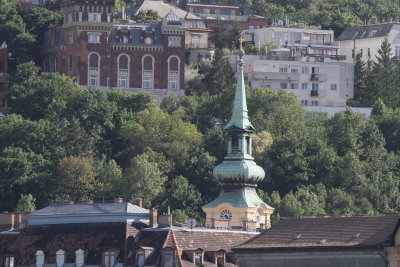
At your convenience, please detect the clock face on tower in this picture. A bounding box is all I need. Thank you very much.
[220,210,232,220]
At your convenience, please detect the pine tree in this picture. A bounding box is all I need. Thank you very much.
[369,38,400,107]
[211,19,227,50]
[353,52,366,101]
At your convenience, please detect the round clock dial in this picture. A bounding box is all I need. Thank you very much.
[220,210,232,220]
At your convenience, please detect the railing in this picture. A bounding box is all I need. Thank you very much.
[310,73,326,82]
[89,67,99,74]
[193,13,248,22]
[185,43,210,49]
[310,88,327,97]
[118,69,129,75]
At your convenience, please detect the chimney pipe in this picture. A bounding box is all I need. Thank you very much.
[149,209,158,228]
[134,198,143,207]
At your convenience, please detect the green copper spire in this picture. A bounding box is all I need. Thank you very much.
[225,50,255,131]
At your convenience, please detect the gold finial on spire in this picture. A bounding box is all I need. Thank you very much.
[239,35,244,50]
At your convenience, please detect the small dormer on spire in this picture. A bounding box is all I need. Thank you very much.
[224,38,255,132]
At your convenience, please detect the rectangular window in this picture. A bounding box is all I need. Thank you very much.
[312,83,319,91]
[88,32,101,43]
[89,74,99,86]
[5,257,14,267]
[143,70,153,89]
[279,66,288,73]
[68,13,73,23]
[301,83,308,90]
[300,100,308,106]
[69,32,74,44]
[290,83,298,89]
[104,252,115,267]
[290,67,298,73]
[163,254,174,267]
[331,84,337,91]
[395,47,400,58]
[311,100,319,106]
[88,13,101,22]
[280,82,288,89]
[301,66,309,74]
[118,76,128,88]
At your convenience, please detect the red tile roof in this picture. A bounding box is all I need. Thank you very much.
[235,215,400,250]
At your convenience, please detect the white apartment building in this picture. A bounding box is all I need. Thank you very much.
[243,26,345,61]
[336,23,400,63]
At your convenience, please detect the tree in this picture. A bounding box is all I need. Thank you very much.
[228,21,241,50]
[10,61,40,83]
[121,154,166,207]
[57,156,97,201]
[211,19,227,49]
[131,10,161,23]
[280,192,303,218]
[203,50,235,95]
[368,38,399,107]
[14,194,36,213]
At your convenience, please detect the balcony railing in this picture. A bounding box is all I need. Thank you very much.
[310,73,326,82]
[89,67,99,74]
[185,43,210,49]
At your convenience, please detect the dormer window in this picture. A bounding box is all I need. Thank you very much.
[4,256,14,267]
[104,250,116,267]
[216,251,225,266]
[120,36,128,43]
[162,248,174,267]
[193,250,203,266]
[89,13,101,22]
[137,247,154,267]
[145,37,153,44]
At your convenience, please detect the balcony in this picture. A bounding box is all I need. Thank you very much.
[252,71,300,81]
[310,73,326,82]
[310,88,326,97]
[89,67,99,74]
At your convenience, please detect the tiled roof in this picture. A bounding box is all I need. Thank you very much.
[336,23,398,41]
[30,202,148,216]
[129,228,257,266]
[235,215,400,250]
[124,0,200,20]
[4,222,146,266]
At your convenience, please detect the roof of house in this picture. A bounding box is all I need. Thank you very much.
[124,0,200,20]
[234,215,400,250]
[128,227,258,266]
[30,202,148,216]
[336,23,399,41]
[3,222,146,266]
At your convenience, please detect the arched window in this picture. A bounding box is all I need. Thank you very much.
[167,56,180,89]
[144,37,153,44]
[142,55,154,89]
[68,54,73,76]
[118,54,129,88]
[88,52,100,86]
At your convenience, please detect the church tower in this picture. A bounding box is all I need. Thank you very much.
[202,47,274,229]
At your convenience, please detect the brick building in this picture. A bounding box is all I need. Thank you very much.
[0,41,9,116]
[41,0,185,98]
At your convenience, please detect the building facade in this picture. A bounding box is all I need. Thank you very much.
[337,23,400,63]
[41,0,186,99]
[202,49,274,230]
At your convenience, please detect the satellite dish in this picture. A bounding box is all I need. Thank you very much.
[277,20,284,26]
[186,218,197,229]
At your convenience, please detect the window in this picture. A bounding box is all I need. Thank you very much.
[88,13,101,22]
[88,52,100,86]
[360,49,363,57]
[368,30,377,37]
[120,36,128,43]
[216,252,225,266]
[168,56,180,90]
[142,55,154,89]
[104,251,115,267]
[118,54,129,88]
[301,66,309,74]
[144,37,153,44]
[232,135,239,152]
[352,49,355,58]
[301,83,308,90]
[311,67,319,74]
[68,13,73,23]
[191,35,200,48]
[279,66,288,73]
[107,14,111,22]
[5,257,14,267]
[280,82,288,89]
[137,252,145,267]
[68,54,73,76]
[331,84,337,91]
[395,47,400,58]
[88,32,101,43]
[194,251,203,266]
[78,12,82,21]
[300,100,308,105]
[368,48,371,58]
[311,100,319,106]
[69,32,74,44]
[291,68,298,73]
[312,83,319,91]
[290,83,298,89]
[168,36,181,48]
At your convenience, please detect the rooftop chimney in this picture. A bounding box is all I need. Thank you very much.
[149,208,158,228]
[133,198,143,207]
[114,197,124,203]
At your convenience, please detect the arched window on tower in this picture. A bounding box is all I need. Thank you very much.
[68,54,73,76]
[118,54,129,88]
[88,52,100,86]
[232,135,239,152]
[167,56,179,90]
[142,55,154,89]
